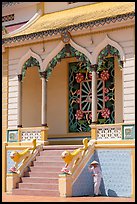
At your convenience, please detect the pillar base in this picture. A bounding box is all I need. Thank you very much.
[41,140,49,146]
[59,174,72,197]
[41,123,48,127]
[6,173,21,193]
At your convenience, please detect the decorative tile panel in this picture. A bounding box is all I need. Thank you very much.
[97,126,122,140]
[21,130,41,141]
[7,150,22,173]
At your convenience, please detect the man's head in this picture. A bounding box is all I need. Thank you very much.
[90,160,99,167]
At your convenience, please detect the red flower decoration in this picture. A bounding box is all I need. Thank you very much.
[104,96,109,102]
[101,108,110,118]
[75,73,84,83]
[75,110,83,120]
[100,70,110,81]
[104,87,109,93]
[76,89,80,95]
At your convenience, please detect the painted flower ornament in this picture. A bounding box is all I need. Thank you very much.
[101,108,110,118]
[100,70,110,81]
[75,73,84,83]
[61,167,72,175]
[75,110,83,120]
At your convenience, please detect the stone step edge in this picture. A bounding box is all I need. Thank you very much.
[22,177,59,179]
[13,188,59,192]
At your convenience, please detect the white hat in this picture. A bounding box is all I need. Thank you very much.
[90,160,99,165]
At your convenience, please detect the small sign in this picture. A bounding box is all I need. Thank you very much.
[122,125,135,140]
[7,129,18,142]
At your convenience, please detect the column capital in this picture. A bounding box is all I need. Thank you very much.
[40,71,47,79]
[18,74,22,82]
[119,60,124,68]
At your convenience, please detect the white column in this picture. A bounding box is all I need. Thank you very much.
[41,71,48,127]
[17,74,22,127]
[92,64,98,124]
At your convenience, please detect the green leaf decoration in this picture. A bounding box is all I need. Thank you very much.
[73,83,80,90]
[106,101,113,108]
[78,120,86,125]
[73,104,79,110]
[98,118,106,124]
[105,80,112,88]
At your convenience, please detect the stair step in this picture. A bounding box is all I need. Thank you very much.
[34,161,64,166]
[30,166,62,172]
[43,145,83,150]
[22,177,58,184]
[12,189,60,196]
[25,172,59,177]
[36,156,63,162]
[40,150,65,156]
[19,183,58,190]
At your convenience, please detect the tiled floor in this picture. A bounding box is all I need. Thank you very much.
[2,193,135,202]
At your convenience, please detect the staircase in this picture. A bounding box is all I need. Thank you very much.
[12,145,83,197]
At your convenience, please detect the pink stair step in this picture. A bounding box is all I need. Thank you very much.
[29,166,63,172]
[12,189,60,197]
[22,177,58,184]
[19,183,58,190]
[34,161,64,166]
[36,156,64,162]
[40,150,64,156]
[27,172,60,177]
[43,145,82,150]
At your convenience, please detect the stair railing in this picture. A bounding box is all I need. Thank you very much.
[17,144,42,177]
[6,140,43,193]
[71,140,95,182]
[59,138,95,197]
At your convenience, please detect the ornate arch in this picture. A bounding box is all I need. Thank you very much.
[17,48,43,76]
[91,34,125,65]
[42,39,92,80]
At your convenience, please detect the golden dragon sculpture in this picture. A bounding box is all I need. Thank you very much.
[61,138,89,174]
[9,139,37,173]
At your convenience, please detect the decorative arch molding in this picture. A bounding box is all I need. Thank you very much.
[69,39,92,64]
[42,38,92,72]
[17,48,43,75]
[91,34,125,65]
[42,41,64,72]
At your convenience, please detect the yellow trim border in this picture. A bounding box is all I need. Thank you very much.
[131,149,135,198]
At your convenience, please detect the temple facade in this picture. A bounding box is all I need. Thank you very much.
[2,2,135,197]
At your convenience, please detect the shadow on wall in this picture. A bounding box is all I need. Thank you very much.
[93,152,107,196]
[94,152,118,197]
[108,189,118,197]
[100,178,107,196]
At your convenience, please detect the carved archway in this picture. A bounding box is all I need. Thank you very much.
[91,34,125,65]
[42,38,92,80]
[17,48,43,77]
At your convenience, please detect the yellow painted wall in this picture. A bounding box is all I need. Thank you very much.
[2,48,9,192]
[115,57,123,123]
[47,59,68,135]
[22,66,42,127]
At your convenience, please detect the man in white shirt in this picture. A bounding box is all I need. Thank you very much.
[88,160,102,196]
